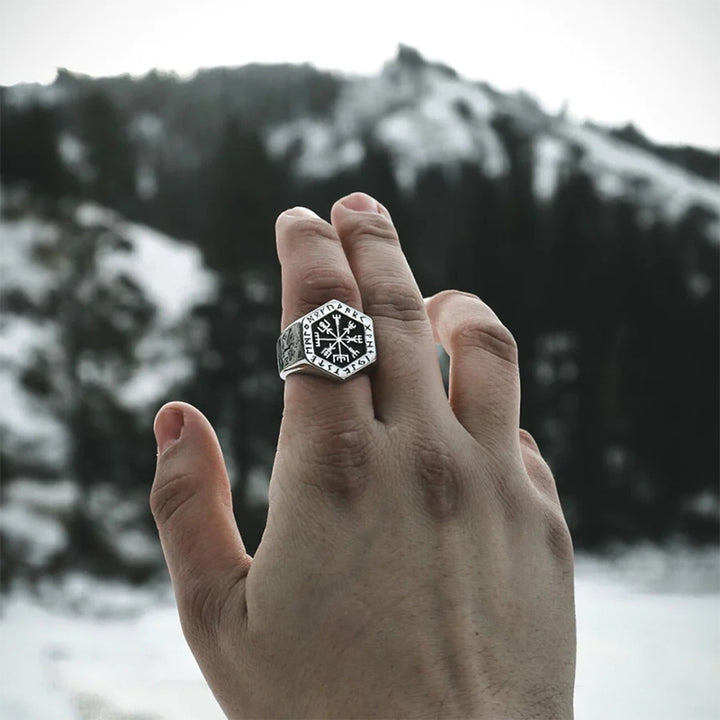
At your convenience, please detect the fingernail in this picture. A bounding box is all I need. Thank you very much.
[340,192,380,213]
[281,206,319,219]
[154,406,184,455]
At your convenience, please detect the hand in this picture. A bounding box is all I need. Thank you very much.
[151,192,576,719]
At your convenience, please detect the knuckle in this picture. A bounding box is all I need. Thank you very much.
[450,317,518,365]
[434,289,481,304]
[535,462,559,497]
[485,455,532,523]
[544,505,574,563]
[309,420,375,497]
[344,212,399,246]
[150,470,198,529]
[283,217,338,245]
[296,265,357,311]
[518,428,540,453]
[364,278,426,324]
[522,447,557,495]
[414,439,460,520]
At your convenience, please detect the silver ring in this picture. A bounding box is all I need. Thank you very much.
[277,299,377,381]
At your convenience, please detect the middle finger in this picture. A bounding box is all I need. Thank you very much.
[330,193,447,423]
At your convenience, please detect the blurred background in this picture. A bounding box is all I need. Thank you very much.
[0,1,718,718]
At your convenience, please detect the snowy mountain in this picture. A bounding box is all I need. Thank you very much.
[267,48,718,228]
[1,46,717,582]
[3,46,718,229]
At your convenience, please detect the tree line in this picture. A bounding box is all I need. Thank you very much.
[1,62,717,585]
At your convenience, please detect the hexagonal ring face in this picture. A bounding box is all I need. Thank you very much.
[301,299,376,380]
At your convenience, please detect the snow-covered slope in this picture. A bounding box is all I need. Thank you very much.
[0,188,216,575]
[1,547,717,720]
[267,53,718,231]
[71,202,217,408]
[1,191,215,426]
[267,58,509,188]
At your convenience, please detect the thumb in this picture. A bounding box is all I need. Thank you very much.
[151,402,252,643]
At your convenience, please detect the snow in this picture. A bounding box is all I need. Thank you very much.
[101,220,215,325]
[57,134,95,184]
[73,202,216,326]
[84,484,161,567]
[267,59,718,223]
[267,59,508,191]
[266,118,360,181]
[2,82,68,109]
[73,203,114,229]
[375,100,506,190]
[0,547,716,720]
[574,547,720,720]
[116,340,196,410]
[370,64,507,189]
[0,585,224,720]
[1,201,216,445]
[0,317,68,466]
[0,480,78,568]
[86,209,216,409]
[0,505,68,567]
[563,123,720,226]
[0,202,219,579]
[533,133,569,200]
[0,218,59,304]
[5,479,79,514]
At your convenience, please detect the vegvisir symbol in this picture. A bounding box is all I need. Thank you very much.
[311,310,367,369]
[278,299,376,381]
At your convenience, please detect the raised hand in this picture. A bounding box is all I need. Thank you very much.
[151,192,576,719]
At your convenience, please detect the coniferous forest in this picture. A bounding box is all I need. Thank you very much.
[1,48,718,585]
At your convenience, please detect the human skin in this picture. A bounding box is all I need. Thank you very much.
[151,192,576,719]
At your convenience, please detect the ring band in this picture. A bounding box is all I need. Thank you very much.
[277,299,377,381]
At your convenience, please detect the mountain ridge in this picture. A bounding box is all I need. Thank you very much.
[1,46,717,581]
[3,45,718,187]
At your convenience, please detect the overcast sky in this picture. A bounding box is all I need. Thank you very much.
[1,0,718,149]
